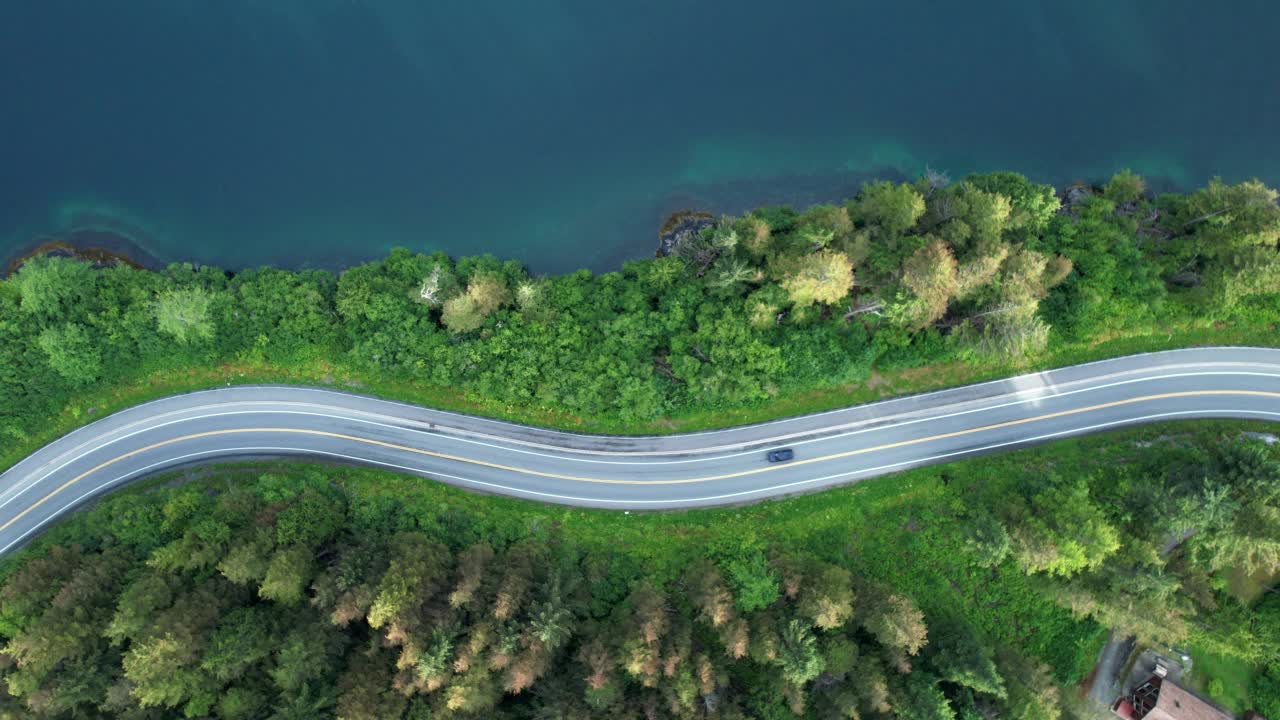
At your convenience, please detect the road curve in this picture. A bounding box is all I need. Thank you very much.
[2,346,1279,555]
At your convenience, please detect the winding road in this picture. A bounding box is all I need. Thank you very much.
[2,347,1279,555]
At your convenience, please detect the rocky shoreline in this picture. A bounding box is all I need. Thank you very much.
[6,176,1175,279]
[4,229,162,277]
[653,180,1134,259]
[655,211,716,257]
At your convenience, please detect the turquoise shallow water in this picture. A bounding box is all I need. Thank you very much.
[2,1,1277,273]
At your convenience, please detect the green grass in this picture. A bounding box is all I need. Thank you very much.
[1188,645,1255,714]
[2,309,1275,479]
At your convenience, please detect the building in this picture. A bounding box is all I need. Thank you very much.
[1112,675,1233,720]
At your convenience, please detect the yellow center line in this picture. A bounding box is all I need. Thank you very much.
[3,389,1277,532]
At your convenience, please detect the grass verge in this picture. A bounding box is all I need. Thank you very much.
[2,314,1275,478]
[1187,646,1254,715]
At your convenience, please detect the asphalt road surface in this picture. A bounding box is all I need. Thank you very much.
[2,347,1278,555]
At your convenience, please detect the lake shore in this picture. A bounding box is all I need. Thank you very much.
[4,229,162,277]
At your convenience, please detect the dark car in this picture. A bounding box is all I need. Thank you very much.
[766,448,794,463]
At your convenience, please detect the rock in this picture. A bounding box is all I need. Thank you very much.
[1116,200,1141,216]
[656,211,715,257]
[1058,184,1094,215]
[5,230,160,277]
[1242,431,1278,445]
[1167,271,1202,288]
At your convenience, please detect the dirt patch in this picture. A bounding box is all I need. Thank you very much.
[1133,433,1182,448]
[864,372,891,392]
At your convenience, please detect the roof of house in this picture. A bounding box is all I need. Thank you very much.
[1146,682,1233,720]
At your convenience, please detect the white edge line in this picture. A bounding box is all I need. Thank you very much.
[5,368,1280,515]
[7,347,1277,475]
[3,407,1278,556]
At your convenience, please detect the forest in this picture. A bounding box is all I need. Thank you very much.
[0,170,1278,718]
[0,423,1277,719]
[1,171,1279,457]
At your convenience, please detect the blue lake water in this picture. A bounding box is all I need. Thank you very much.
[2,1,1278,273]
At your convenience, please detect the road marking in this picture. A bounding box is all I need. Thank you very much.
[6,406,1280,556]
[6,369,1280,518]
[2,389,1278,535]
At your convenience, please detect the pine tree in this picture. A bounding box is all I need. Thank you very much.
[258,546,314,606]
[449,542,494,609]
[925,617,1006,699]
[445,666,500,714]
[686,560,736,628]
[798,563,856,630]
[775,619,825,686]
[367,534,451,633]
[492,541,542,622]
[860,586,928,656]
[335,648,407,720]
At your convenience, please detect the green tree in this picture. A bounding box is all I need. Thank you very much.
[895,237,959,329]
[200,606,276,682]
[0,549,129,712]
[218,533,273,586]
[898,672,957,720]
[1165,177,1280,267]
[724,551,780,613]
[444,666,501,715]
[1104,169,1146,204]
[852,181,926,238]
[669,304,785,406]
[121,584,229,716]
[530,595,574,650]
[271,622,341,693]
[275,489,346,548]
[797,563,855,630]
[707,256,757,298]
[860,586,928,656]
[335,649,406,720]
[156,286,216,345]
[1008,477,1120,577]
[966,171,1060,235]
[258,546,314,606]
[441,294,485,333]
[954,241,1009,299]
[367,534,450,630]
[148,515,232,572]
[36,323,102,385]
[12,256,94,320]
[218,686,267,719]
[926,617,1006,698]
[964,510,1012,568]
[105,570,175,646]
[775,619,824,686]
[1253,665,1280,719]
[958,184,1013,247]
[466,271,512,316]
[778,250,854,308]
[996,649,1062,720]
[1202,243,1280,311]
